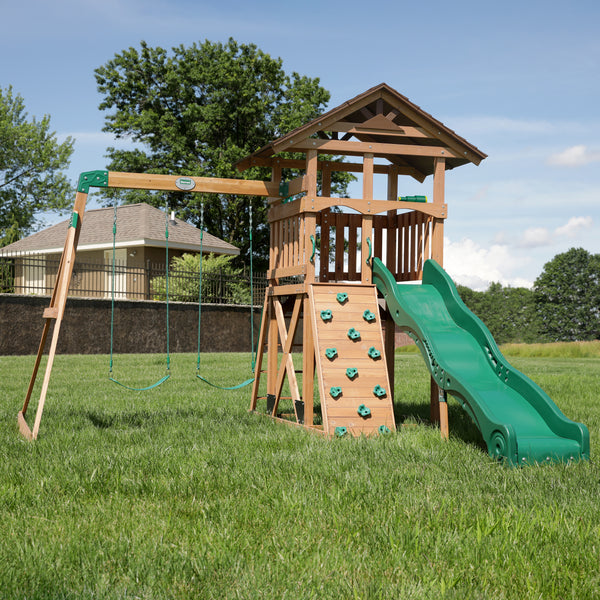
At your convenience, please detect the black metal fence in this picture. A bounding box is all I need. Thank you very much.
[0,252,267,305]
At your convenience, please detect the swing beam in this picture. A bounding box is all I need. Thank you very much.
[18,170,308,440]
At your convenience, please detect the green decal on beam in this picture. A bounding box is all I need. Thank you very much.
[78,170,109,193]
[69,212,79,229]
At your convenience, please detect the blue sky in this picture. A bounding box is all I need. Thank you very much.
[2,0,599,289]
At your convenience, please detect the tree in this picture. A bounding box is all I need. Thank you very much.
[534,247,600,341]
[95,38,353,269]
[457,283,542,344]
[0,86,74,246]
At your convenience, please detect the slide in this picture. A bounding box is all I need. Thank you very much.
[372,257,590,466]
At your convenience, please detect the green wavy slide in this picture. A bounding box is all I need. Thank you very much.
[372,257,590,466]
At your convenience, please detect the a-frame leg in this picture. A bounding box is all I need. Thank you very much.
[250,289,270,412]
[18,191,88,440]
[270,295,302,420]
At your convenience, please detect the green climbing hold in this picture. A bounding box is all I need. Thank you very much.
[373,384,387,398]
[363,309,376,322]
[346,367,358,380]
[325,348,338,360]
[357,404,371,417]
[330,386,342,399]
[320,309,332,322]
[335,426,348,438]
[347,328,360,340]
[378,425,391,435]
[336,292,348,304]
[368,346,381,360]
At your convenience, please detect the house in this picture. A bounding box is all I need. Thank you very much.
[0,203,238,299]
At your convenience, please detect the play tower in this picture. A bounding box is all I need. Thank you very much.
[238,83,487,437]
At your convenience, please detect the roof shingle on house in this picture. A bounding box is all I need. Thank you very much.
[1,203,239,256]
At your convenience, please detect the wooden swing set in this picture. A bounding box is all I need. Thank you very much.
[18,83,486,440]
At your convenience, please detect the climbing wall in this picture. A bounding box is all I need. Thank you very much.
[309,283,396,437]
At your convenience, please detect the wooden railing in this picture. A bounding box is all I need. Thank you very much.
[317,209,434,282]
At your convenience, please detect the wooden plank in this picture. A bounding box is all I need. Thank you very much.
[108,171,307,197]
[248,157,425,180]
[269,265,306,279]
[300,196,446,219]
[325,122,429,138]
[268,283,306,296]
[289,138,461,159]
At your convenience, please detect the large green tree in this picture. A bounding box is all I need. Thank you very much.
[0,86,74,246]
[534,247,600,341]
[457,282,542,344]
[95,38,352,269]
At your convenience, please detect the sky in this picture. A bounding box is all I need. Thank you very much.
[2,0,599,289]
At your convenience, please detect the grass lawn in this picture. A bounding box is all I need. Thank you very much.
[1,349,599,599]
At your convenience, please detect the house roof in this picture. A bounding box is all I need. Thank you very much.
[236,83,487,181]
[1,203,239,256]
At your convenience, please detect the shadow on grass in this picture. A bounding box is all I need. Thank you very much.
[86,407,198,430]
[393,399,488,454]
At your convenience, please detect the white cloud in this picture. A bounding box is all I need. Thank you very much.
[515,216,594,248]
[555,216,593,237]
[519,227,553,248]
[443,237,533,291]
[547,145,600,167]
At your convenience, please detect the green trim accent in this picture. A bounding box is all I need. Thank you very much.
[78,170,109,193]
[69,212,79,229]
[399,195,427,203]
[279,181,289,196]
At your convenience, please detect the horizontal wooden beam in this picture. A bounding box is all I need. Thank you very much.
[106,171,307,197]
[240,157,425,181]
[324,123,429,138]
[288,139,461,159]
[299,196,447,218]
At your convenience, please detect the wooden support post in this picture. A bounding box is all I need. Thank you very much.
[250,288,270,412]
[431,157,445,266]
[385,166,398,398]
[439,388,449,440]
[302,149,318,426]
[361,153,374,284]
[431,157,447,436]
[18,191,88,440]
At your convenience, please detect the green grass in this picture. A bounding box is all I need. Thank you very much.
[1,350,599,599]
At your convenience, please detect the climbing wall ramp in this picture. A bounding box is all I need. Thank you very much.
[309,284,396,437]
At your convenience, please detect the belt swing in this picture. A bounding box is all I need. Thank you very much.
[195,201,255,390]
[108,203,171,390]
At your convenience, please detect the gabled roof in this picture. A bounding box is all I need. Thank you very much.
[237,83,486,181]
[1,203,239,256]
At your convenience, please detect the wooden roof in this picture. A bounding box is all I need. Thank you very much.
[236,83,486,181]
[2,203,239,256]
